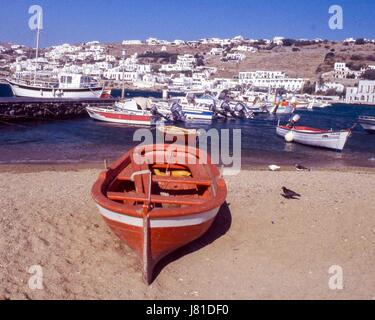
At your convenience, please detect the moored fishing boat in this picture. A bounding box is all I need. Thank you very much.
[183,106,214,121]
[358,116,375,133]
[91,143,227,283]
[86,99,161,126]
[267,102,295,115]
[174,95,214,121]
[7,73,103,99]
[276,115,352,151]
[6,9,103,99]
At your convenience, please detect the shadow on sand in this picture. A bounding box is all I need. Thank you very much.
[152,202,232,282]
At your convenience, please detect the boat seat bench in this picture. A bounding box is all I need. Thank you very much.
[117,174,211,186]
[107,191,206,206]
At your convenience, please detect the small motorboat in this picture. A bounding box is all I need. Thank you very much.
[91,143,227,284]
[86,98,170,126]
[267,102,295,115]
[173,96,214,121]
[358,116,375,133]
[276,115,352,151]
[86,100,153,125]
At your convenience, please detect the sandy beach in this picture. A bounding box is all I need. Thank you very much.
[1,165,375,300]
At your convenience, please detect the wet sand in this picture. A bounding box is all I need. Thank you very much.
[1,165,375,300]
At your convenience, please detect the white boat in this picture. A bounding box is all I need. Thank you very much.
[184,91,217,106]
[358,116,375,133]
[276,124,351,151]
[268,103,295,115]
[7,73,103,99]
[6,9,103,100]
[172,97,214,121]
[183,104,214,121]
[86,99,154,125]
[307,99,332,110]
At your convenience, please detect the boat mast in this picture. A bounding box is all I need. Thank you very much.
[121,50,126,99]
[33,12,41,85]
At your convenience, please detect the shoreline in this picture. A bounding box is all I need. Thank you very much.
[1,161,375,174]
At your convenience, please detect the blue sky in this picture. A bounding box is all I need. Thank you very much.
[0,0,374,47]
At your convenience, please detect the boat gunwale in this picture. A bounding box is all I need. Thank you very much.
[277,125,351,135]
[91,144,227,219]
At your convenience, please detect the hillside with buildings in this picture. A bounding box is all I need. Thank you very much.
[2,36,375,102]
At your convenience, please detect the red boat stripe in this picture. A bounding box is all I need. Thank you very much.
[97,111,151,122]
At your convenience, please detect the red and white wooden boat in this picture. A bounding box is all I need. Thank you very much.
[91,144,227,283]
[276,124,351,151]
[86,100,152,125]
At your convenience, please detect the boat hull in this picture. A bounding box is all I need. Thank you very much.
[276,125,351,151]
[7,80,103,99]
[86,106,152,125]
[359,122,375,133]
[183,109,213,121]
[358,118,375,133]
[268,105,295,115]
[98,204,219,268]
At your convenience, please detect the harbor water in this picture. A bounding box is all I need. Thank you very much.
[1,84,375,168]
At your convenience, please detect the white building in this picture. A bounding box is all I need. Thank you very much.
[122,40,143,45]
[171,74,194,88]
[160,54,196,72]
[273,37,285,45]
[239,71,286,80]
[234,45,257,53]
[346,80,375,104]
[172,39,186,46]
[145,38,170,45]
[103,68,139,82]
[225,53,246,61]
[239,71,305,92]
[333,62,361,79]
[146,38,159,45]
[343,38,356,44]
[315,82,345,93]
[209,48,225,56]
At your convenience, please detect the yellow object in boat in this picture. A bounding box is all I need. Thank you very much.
[154,169,166,176]
[153,168,191,177]
[171,170,191,177]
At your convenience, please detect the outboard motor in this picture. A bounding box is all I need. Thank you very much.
[221,101,235,117]
[234,103,254,119]
[287,114,301,128]
[209,100,217,112]
[170,102,185,122]
[150,104,166,120]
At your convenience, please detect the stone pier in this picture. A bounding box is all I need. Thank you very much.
[0,98,117,121]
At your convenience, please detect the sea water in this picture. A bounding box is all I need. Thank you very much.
[1,84,375,168]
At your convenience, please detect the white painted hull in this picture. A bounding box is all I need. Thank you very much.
[8,81,103,99]
[184,109,213,121]
[358,117,375,133]
[359,122,375,132]
[277,126,351,151]
[97,204,220,229]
